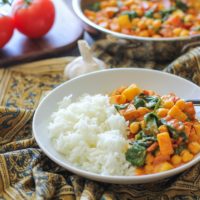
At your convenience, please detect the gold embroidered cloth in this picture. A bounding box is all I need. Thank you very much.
[0,51,200,200]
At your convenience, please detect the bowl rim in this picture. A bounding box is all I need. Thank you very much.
[72,0,200,42]
[33,68,200,184]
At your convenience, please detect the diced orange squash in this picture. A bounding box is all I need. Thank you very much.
[168,105,187,121]
[194,123,200,136]
[155,162,174,173]
[189,128,199,142]
[118,15,132,29]
[184,122,193,137]
[109,94,126,104]
[122,84,141,101]
[184,102,196,120]
[157,132,174,155]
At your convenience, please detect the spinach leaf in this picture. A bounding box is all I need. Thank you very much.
[89,2,100,11]
[160,119,188,141]
[160,7,176,21]
[135,131,157,147]
[135,131,146,140]
[175,144,187,155]
[125,142,146,167]
[176,0,188,12]
[145,10,154,18]
[121,11,138,20]
[134,94,161,110]
[134,96,146,108]
[114,103,129,111]
[144,112,159,135]
[179,131,188,142]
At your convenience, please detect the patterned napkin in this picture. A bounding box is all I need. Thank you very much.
[0,47,200,200]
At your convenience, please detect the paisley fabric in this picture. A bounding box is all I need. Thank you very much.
[0,51,200,200]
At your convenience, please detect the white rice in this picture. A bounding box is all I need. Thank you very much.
[48,94,135,176]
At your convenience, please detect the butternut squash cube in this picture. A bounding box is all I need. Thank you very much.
[168,105,187,121]
[110,94,126,104]
[118,15,132,29]
[122,84,141,101]
[157,132,174,155]
[157,162,174,172]
[194,123,200,136]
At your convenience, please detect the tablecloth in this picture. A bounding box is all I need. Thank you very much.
[0,47,200,200]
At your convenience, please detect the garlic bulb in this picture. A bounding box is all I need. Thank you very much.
[64,40,107,79]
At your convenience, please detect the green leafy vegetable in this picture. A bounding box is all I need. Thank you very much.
[134,96,146,108]
[125,142,146,167]
[121,11,138,20]
[134,94,161,110]
[135,131,157,145]
[175,0,188,12]
[126,130,157,166]
[89,2,100,12]
[160,7,176,21]
[160,119,188,141]
[114,104,129,111]
[144,112,159,135]
[175,144,187,155]
[145,10,154,18]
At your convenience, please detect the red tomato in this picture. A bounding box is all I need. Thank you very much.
[0,14,14,48]
[12,0,55,38]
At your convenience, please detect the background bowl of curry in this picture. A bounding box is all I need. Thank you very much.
[73,0,200,62]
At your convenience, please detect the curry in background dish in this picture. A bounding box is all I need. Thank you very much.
[84,0,200,38]
[110,84,200,175]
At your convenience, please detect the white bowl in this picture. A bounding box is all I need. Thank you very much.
[33,68,200,184]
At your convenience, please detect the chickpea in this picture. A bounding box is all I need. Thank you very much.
[137,20,147,30]
[157,108,169,118]
[137,107,150,116]
[173,28,182,37]
[138,30,149,37]
[163,101,174,109]
[180,30,189,37]
[181,150,194,163]
[132,18,140,26]
[153,12,162,19]
[158,125,168,133]
[175,99,186,110]
[130,122,140,134]
[171,155,182,165]
[184,14,195,23]
[152,20,162,29]
[188,142,200,154]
